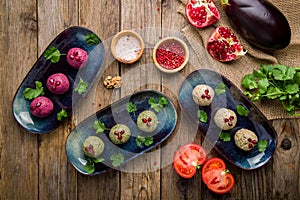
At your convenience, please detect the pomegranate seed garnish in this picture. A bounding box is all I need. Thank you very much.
[146,122,151,127]
[142,118,147,123]
[248,138,252,142]
[249,143,253,148]
[252,140,257,144]
[55,81,61,86]
[147,117,152,122]
[49,78,54,84]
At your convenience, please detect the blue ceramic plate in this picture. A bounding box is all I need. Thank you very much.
[66,90,177,175]
[12,26,105,134]
[178,69,277,170]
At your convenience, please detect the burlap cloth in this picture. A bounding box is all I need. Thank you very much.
[177,0,300,120]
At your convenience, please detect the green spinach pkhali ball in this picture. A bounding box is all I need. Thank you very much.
[82,136,105,158]
[109,124,131,144]
[137,110,158,132]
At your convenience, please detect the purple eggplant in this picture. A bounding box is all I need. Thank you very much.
[221,0,291,50]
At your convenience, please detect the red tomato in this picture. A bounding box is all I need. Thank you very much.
[173,143,207,178]
[201,158,235,194]
[202,158,226,184]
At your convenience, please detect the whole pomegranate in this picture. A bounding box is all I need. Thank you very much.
[206,26,246,62]
[185,0,220,28]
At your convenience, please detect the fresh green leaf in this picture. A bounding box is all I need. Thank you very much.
[241,74,257,90]
[84,157,104,174]
[215,82,226,95]
[110,153,124,167]
[23,81,44,100]
[136,135,153,147]
[219,131,231,142]
[257,78,269,94]
[57,109,67,121]
[85,33,100,45]
[265,87,284,99]
[286,84,299,94]
[126,102,137,116]
[93,120,107,133]
[148,96,169,112]
[75,77,89,94]
[197,110,208,123]
[257,140,268,152]
[236,105,249,116]
[43,46,61,63]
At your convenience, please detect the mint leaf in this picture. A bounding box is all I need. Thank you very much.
[215,82,226,95]
[126,102,137,116]
[236,105,249,116]
[93,120,107,134]
[136,135,153,147]
[23,81,44,100]
[75,77,89,95]
[110,153,124,167]
[85,33,100,45]
[148,96,169,112]
[57,109,67,121]
[44,46,61,63]
[219,131,231,142]
[197,110,208,123]
[258,140,268,152]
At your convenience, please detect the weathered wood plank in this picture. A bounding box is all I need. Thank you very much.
[76,0,121,200]
[0,0,39,199]
[119,0,162,199]
[37,0,78,199]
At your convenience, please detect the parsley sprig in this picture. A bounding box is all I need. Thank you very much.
[242,64,300,116]
[23,81,44,100]
[43,46,61,63]
[136,135,154,147]
[75,77,89,95]
[84,157,105,174]
[148,96,169,112]
[57,109,68,121]
[258,140,268,152]
[236,105,249,116]
[215,82,226,95]
[85,33,100,45]
[126,102,137,116]
[219,131,231,142]
[93,120,108,134]
[110,153,124,167]
[197,109,208,123]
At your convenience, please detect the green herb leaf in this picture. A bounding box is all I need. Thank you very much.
[148,96,169,112]
[136,135,153,147]
[257,140,268,152]
[93,120,107,133]
[126,102,137,116]
[57,109,67,121]
[215,82,226,95]
[257,78,269,94]
[265,87,283,99]
[43,46,61,63]
[84,157,104,174]
[241,74,257,90]
[110,153,124,167]
[219,131,231,142]
[197,110,208,123]
[286,84,299,95]
[23,81,44,100]
[236,105,249,117]
[75,77,89,95]
[85,33,100,45]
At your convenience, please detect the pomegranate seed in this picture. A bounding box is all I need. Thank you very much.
[248,138,252,142]
[252,140,257,144]
[249,143,253,148]
[146,122,151,127]
[120,130,125,134]
[142,118,147,123]
[147,117,152,122]
[55,81,61,86]
[36,102,41,107]
[224,118,229,123]
[229,116,234,120]
[49,78,54,84]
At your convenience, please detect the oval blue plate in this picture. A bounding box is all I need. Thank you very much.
[12,26,105,134]
[66,90,177,175]
[178,69,277,170]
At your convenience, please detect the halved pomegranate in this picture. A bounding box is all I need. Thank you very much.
[185,0,220,28]
[206,26,246,62]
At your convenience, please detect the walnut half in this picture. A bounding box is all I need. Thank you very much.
[103,75,122,89]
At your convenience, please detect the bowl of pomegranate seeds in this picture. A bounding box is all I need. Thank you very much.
[152,37,189,73]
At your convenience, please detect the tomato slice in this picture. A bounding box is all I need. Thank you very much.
[201,157,226,185]
[201,158,235,194]
[173,143,207,178]
[205,169,235,194]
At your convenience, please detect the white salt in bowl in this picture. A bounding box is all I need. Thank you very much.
[111,30,144,64]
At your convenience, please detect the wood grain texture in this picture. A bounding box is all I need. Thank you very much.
[1,0,300,199]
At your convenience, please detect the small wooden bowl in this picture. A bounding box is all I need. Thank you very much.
[152,37,189,73]
[111,30,144,64]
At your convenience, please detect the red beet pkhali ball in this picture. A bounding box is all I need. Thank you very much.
[30,96,54,118]
[66,47,88,69]
[46,73,70,94]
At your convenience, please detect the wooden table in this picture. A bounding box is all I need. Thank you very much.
[1,0,299,199]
